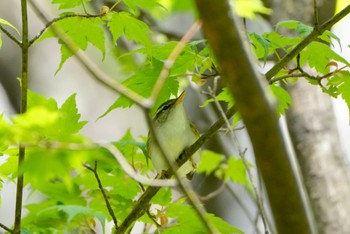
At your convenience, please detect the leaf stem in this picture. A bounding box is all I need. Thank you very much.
[13,0,29,233]
[0,223,13,233]
[0,24,21,46]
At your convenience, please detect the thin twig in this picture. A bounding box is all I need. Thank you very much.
[206,77,269,234]
[84,161,118,230]
[150,20,202,102]
[268,72,318,84]
[14,0,29,233]
[0,24,21,46]
[199,181,225,201]
[0,223,13,233]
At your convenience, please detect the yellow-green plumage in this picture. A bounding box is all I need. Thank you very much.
[147,92,201,179]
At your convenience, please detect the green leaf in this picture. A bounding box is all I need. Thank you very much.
[164,199,242,233]
[151,187,172,206]
[39,205,106,225]
[0,155,18,178]
[26,91,87,142]
[131,40,208,76]
[28,90,58,110]
[276,20,313,38]
[101,60,179,117]
[250,32,301,60]
[206,213,244,234]
[224,157,252,191]
[21,149,90,188]
[13,107,59,130]
[39,17,105,74]
[107,12,151,47]
[300,42,348,74]
[0,18,20,35]
[124,0,161,11]
[234,0,271,19]
[338,77,350,123]
[201,87,235,108]
[270,84,292,116]
[52,0,90,10]
[55,94,87,138]
[197,150,225,175]
[250,33,270,61]
[319,30,342,49]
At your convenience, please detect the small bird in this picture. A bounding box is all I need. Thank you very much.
[147,91,201,179]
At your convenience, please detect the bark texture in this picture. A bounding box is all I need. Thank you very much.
[195,1,312,233]
[268,0,350,233]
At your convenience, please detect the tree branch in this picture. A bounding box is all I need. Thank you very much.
[84,161,118,231]
[0,24,21,46]
[266,4,350,80]
[0,223,13,233]
[195,0,313,233]
[14,0,29,233]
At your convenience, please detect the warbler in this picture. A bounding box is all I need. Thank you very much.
[147,91,201,179]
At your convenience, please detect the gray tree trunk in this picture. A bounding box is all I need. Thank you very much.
[267,0,350,233]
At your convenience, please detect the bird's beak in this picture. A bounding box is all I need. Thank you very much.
[175,91,186,105]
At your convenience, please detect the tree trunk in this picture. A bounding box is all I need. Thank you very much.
[195,1,313,233]
[268,0,350,233]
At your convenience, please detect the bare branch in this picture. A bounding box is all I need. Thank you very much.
[84,161,118,230]
[0,223,13,233]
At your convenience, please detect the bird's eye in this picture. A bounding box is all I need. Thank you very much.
[162,105,170,111]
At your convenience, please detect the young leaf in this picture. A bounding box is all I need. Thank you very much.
[52,0,90,10]
[197,150,225,175]
[107,12,151,47]
[338,77,350,123]
[151,187,172,206]
[275,20,313,38]
[201,87,235,108]
[300,41,348,74]
[206,213,244,234]
[270,84,292,116]
[123,0,161,11]
[27,91,87,141]
[234,0,271,19]
[224,157,252,191]
[38,16,105,74]
[164,199,243,233]
[0,18,20,35]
